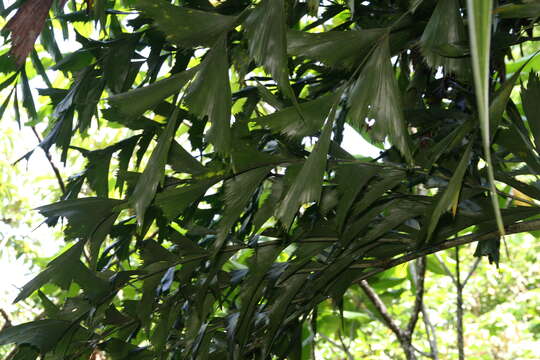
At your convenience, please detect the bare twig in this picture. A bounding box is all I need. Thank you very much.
[421,304,439,360]
[359,280,405,340]
[337,331,355,360]
[462,257,481,288]
[434,253,457,285]
[318,333,353,360]
[30,126,66,194]
[454,252,481,360]
[455,246,465,360]
[0,308,12,329]
[406,257,426,336]
[412,344,433,358]
[359,280,417,360]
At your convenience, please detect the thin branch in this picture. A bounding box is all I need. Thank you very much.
[337,331,355,360]
[406,257,426,336]
[318,333,353,360]
[412,344,433,358]
[298,218,540,277]
[31,126,66,194]
[359,280,406,341]
[455,254,481,360]
[354,218,540,284]
[0,308,12,329]
[462,257,481,288]
[455,246,465,360]
[421,304,439,360]
[434,253,457,285]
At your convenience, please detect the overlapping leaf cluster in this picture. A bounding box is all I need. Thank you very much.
[1,0,540,358]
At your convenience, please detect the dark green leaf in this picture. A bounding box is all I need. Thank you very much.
[131,112,178,226]
[217,166,272,243]
[36,291,59,318]
[245,0,293,97]
[168,140,207,175]
[234,245,283,351]
[99,338,155,360]
[116,136,140,194]
[137,261,169,331]
[136,0,237,47]
[108,68,196,119]
[425,142,472,242]
[419,0,467,75]
[474,236,500,265]
[103,35,140,94]
[348,38,412,162]
[156,180,215,220]
[0,53,18,74]
[522,71,540,150]
[0,73,17,93]
[335,163,379,231]
[20,68,37,122]
[263,275,307,357]
[490,60,533,136]
[72,260,112,302]
[14,241,84,303]
[36,197,124,240]
[425,120,473,168]
[349,169,405,218]
[287,28,385,70]
[253,178,284,233]
[52,49,94,72]
[8,345,39,360]
[276,115,334,228]
[255,95,333,138]
[85,150,113,197]
[185,36,232,153]
[0,320,72,353]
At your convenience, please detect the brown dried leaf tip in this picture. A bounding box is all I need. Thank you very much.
[4,0,62,66]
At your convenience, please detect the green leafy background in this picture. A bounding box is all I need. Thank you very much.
[0,0,540,358]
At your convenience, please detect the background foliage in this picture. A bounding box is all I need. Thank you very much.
[1,0,540,359]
